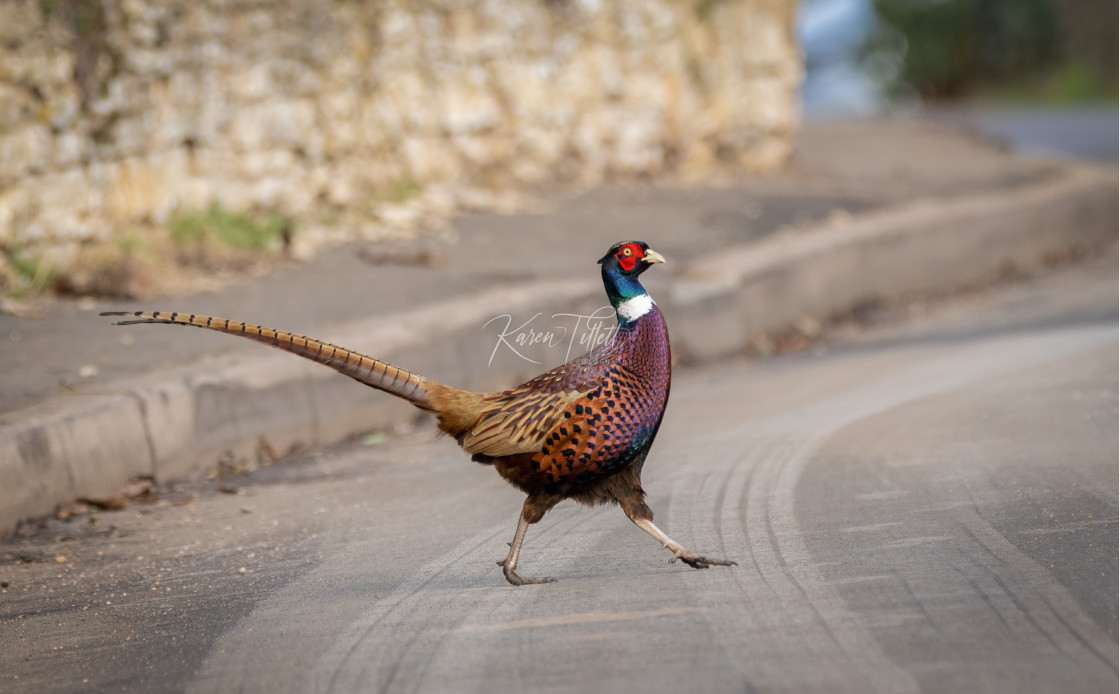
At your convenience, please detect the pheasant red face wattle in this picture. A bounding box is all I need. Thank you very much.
[616,243,642,271]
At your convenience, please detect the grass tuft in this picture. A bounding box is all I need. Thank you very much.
[170,203,290,252]
[1,247,55,300]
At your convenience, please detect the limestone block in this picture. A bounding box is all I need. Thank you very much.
[194,83,232,146]
[178,175,215,212]
[190,148,240,180]
[25,50,74,86]
[593,45,625,98]
[453,134,513,167]
[51,132,88,168]
[251,177,288,208]
[403,136,463,181]
[510,158,549,184]
[0,1,41,44]
[230,99,320,155]
[209,179,256,214]
[0,84,30,132]
[380,73,439,132]
[109,115,149,158]
[610,109,664,174]
[124,46,175,77]
[319,90,361,154]
[226,103,270,151]
[146,148,194,217]
[167,70,206,110]
[236,149,289,181]
[498,60,576,128]
[358,156,409,192]
[376,201,423,230]
[267,59,324,97]
[43,86,82,133]
[0,187,32,244]
[147,95,192,151]
[108,159,167,222]
[623,72,670,114]
[572,110,609,178]
[0,123,50,181]
[275,165,316,214]
[379,7,424,57]
[357,95,393,149]
[20,170,102,242]
[744,78,800,131]
[231,63,273,101]
[439,82,503,135]
[516,126,566,165]
[87,79,134,120]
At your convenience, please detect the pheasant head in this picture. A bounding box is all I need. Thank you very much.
[598,240,666,324]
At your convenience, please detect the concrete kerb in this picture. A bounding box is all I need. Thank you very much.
[0,394,154,530]
[667,165,1118,362]
[1,164,1116,534]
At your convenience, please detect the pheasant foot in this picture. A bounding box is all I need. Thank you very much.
[499,502,557,586]
[497,559,555,586]
[630,517,737,570]
[670,551,737,569]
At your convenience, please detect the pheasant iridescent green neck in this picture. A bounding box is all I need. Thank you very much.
[602,266,652,325]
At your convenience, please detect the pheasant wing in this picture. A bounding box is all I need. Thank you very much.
[461,354,609,457]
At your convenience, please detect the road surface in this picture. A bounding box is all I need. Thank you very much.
[2,260,1116,693]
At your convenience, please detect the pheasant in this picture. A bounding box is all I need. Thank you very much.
[101,240,735,585]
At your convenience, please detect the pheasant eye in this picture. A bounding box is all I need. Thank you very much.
[621,247,633,257]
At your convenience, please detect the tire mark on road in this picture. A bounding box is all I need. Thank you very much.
[318,525,507,693]
[669,323,1116,693]
[416,506,614,693]
[952,506,1118,674]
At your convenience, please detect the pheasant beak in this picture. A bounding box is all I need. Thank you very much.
[643,249,667,265]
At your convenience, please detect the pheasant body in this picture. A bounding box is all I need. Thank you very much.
[477,302,670,499]
[102,241,735,585]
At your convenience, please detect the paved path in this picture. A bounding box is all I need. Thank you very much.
[927,106,1120,162]
[2,258,1115,693]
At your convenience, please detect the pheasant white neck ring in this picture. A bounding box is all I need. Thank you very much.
[617,294,653,323]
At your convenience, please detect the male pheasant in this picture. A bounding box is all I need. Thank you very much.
[101,241,735,585]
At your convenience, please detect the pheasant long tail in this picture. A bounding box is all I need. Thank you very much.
[101,311,438,411]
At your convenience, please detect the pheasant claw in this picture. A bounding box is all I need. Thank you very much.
[502,567,555,586]
[672,550,737,570]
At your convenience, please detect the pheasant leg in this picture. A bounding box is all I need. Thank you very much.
[497,508,554,586]
[612,475,736,570]
[631,517,737,569]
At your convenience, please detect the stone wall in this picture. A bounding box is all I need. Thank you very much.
[0,0,800,267]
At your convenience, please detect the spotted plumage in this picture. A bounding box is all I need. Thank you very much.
[101,240,735,585]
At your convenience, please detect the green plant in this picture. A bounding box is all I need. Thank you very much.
[866,0,1069,100]
[1,247,55,299]
[118,230,144,252]
[170,203,290,252]
[985,59,1119,105]
[377,176,423,204]
[695,0,735,22]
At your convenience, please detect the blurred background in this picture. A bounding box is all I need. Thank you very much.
[802,0,1116,111]
[799,0,1117,158]
[0,0,1115,306]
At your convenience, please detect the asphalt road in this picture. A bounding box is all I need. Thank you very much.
[2,261,1116,693]
[930,107,1120,162]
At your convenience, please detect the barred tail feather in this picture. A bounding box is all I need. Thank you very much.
[101,310,436,410]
